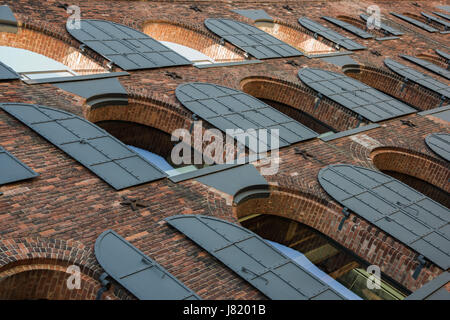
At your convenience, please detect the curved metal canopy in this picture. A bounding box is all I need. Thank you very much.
[176,82,318,151]
[298,17,366,51]
[0,103,167,190]
[95,230,200,300]
[204,18,303,59]
[67,19,191,70]
[425,132,450,162]
[384,58,450,99]
[165,214,348,300]
[318,164,450,270]
[400,54,450,80]
[298,68,415,122]
[421,12,450,29]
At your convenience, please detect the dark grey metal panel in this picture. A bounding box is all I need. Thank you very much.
[232,9,273,22]
[24,71,129,85]
[66,19,191,70]
[0,61,19,80]
[319,55,357,67]
[298,68,415,122]
[425,132,450,162]
[418,105,450,122]
[360,14,404,36]
[320,124,380,142]
[433,12,450,21]
[0,103,166,190]
[196,164,267,196]
[0,145,39,185]
[95,230,200,300]
[298,17,366,51]
[318,164,450,269]
[195,60,262,69]
[0,5,16,26]
[435,49,450,61]
[406,272,450,300]
[204,18,303,59]
[390,13,438,33]
[421,12,450,29]
[400,55,450,80]
[165,215,348,300]
[321,16,374,39]
[175,82,318,151]
[384,59,450,99]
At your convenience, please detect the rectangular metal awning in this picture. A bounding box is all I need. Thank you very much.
[360,14,404,36]
[400,54,450,80]
[0,145,39,185]
[390,13,438,32]
[0,61,19,80]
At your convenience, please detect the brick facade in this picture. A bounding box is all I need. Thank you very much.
[0,0,449,300]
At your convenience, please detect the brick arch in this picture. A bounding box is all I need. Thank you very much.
[416,53,448,69]
[234,185,443,291]
[142,20,245,62]
[343,64,447,110]
[0,238,122,300]
[240,76,363,132]
[255,20,336,54]
[0,21,107,75]
[370,147,450,208]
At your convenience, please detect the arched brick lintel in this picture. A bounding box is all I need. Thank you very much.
[371,146,450,194]
[342,64,447,111]
[142,20,245,62]
[234,185,444,292]
[0,19,108,74]
[0,237,123,300]
[240,76,362,132]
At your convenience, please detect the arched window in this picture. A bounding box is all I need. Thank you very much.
[239,214,408,300]
[0,46,77,80]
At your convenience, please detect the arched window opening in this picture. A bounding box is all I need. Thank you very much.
[0,46,77,80]
[371,148,450,209]
[142,21,245,64]
[240,77,363,133]
[343,64,446,111]
[0,27,106,76]
[239,214,408,300]
[254,21,336,55]
[95,120,206,176]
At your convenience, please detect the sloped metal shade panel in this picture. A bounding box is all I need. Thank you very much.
[436,49,450,61]
[425,132,450,162]
[176,82,318,151]
[0,5,16,26]
[390,13,438,32]
[321,16,374,39]
[359,14,404,36]
[298,17,366,51]
[421,12,450,29]
[433,12,450,21]
[165,215,347,300]
[0,145,39,185]
[406,271,450,300]
[196,164,267,196]
[298,68,415,122]
[400,55,450,80]
[67,19,191,70]
[95,230,200,300]
[204,18,303,59]
[384,59,450,99]
[232,9,273,22]
[0,61,19,80]
[0,103,167,190]
[318,164,450,269]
